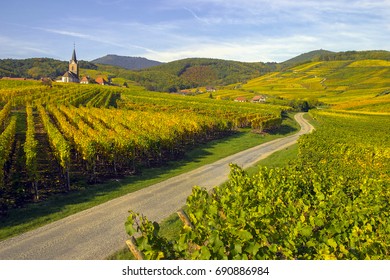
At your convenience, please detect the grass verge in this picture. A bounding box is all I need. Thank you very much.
[246,143,299,176]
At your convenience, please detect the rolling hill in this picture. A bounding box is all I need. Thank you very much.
[206,58,390,112]
[281,50,390,67]
[281,49,335,67]
[128,58,279,92]
[153,50,390,94]
[91,55,163,70]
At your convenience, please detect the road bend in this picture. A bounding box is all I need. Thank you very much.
[0,113,314,259]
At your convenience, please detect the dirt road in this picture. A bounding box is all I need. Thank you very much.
[0,113,314,259]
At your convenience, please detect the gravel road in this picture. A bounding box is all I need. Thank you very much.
[0,113,314,260]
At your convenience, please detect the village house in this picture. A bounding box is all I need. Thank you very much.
[234,96,247,102]
[95,77,108,85]
[251,95,266,103]
[80,76,89,84]
[80,76,96,84]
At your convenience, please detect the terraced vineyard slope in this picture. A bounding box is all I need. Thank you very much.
[196,58,390,113]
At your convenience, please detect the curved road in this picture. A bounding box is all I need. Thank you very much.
[0,113,314,260]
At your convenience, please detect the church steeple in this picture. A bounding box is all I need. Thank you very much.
[71,47,77,63]
[61,45,80,83]
[69,46,79,79]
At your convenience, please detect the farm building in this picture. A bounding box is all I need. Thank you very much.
[252,95,266,103]
[95,77,108,85]
[234,96,247,102]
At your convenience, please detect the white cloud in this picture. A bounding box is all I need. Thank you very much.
[138,34,321,62]
[0,36,53,58]
[183,7,213,25]
[39,28,93,40]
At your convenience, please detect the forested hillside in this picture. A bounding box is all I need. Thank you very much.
[116,58,278,92]
[91,55,162,70]
[0,58,97,79]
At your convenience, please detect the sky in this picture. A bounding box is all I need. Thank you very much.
[1,0,390,62]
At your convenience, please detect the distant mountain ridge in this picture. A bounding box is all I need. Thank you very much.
[91,55,163,70]
[282,49,390,67]
[282,49,335,66]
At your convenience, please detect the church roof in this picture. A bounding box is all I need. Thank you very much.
[63,71,79,79]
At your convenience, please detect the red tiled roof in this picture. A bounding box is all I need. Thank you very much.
[252,95,265,101]
[95,77,106,84]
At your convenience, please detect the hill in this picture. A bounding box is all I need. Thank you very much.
[316,50,390,62]
[126,51,390,92]
[91,55,162,70]
[282,49,335,67]
[188,50,390,112]
[127,58,279,92]
[240,59,390,112]
[282,50,390,68]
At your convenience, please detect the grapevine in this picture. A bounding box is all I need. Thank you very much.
[24,105,39,200]
[0,116,17,213]
[126,110,390,260]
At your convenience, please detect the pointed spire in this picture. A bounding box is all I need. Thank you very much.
[71,44,77,62]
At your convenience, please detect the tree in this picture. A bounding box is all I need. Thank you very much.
[41,78,52,87]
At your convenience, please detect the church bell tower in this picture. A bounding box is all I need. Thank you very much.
[69,47,79,79]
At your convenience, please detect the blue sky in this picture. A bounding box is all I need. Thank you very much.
[1,0,390,62]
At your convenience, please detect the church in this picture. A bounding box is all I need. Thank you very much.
[61,48,80,83]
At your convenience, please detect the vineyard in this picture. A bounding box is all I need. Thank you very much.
[197,59,390,113]
[127,110,390,259]
[0,80,287,214]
